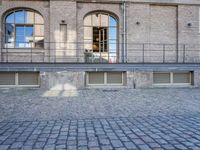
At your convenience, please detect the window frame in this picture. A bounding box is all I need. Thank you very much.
[86,72,125,86]
[3,9,44,49]
[83,12,119,63]
[153,71,192,86]
[0,72,40,87]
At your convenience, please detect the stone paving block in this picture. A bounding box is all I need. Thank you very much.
[1,114,200,149]
[111,140,124,148]
[124,141,137,149]
[0,145,10,150]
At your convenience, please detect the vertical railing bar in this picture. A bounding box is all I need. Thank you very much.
[54,42,56,63]
[163,44,165,63]
[1,40,2,63]
[183,44,185,64]
[6,44,8,63]
[142,44,145,63]
[31,42,33,63]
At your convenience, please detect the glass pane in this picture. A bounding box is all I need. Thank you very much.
[25,26,33,36]
[25,36,33,42]
[88,72,104,84]
[5,36,14,48]
[35,37,44,48]
[109,16,117,27]
[15,10,25,24]
[107,72,122,84]
[6,12,14,23]
[153,73,170,84]
[84,15,92,26]
[109,41,117,52]
[0,72,15,85]
[35,13,44,24]
[92,14,100,26]
[109,28,117,40]
[5,24,14,36]
[101,14,109,27]
[84,27,92,40]
[16,36,25,48]
[18,72,39,85]
[173,72,190,83]
[35,25,44,36]
[16,25,25,36]
[25,11,34,24]
[84,39,93,51]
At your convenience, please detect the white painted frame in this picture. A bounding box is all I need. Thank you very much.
[0,72,40,88]
[153,71,192,87]
[86,72,124,86]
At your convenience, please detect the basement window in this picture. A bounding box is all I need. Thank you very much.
[87,72,125,86]
[0,72,40,87]
[153,71,192,86]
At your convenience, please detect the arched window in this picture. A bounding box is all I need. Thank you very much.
[84,12,118,63]
[4,9,44,48]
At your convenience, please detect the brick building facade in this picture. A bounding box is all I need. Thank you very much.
[0,0,200,90]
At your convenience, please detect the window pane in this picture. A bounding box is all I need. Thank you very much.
[18,72,39,85]
[25,26,33,36]
[101,14,108,27]
[109,41,117,52]
[92,14,100,26]
[16,36,25,48]
[35,13,44,24]
[6,13,14,23]
[84,27,92,40]
[109,28,117,40]
[88,72,104,84]
[173,72,190,83]
[84,15,92,26]
[25,11,34,24]
[0,72,15,85]
[107,72,122,84]
[35,25,44,36]
[109,16,117,27]
[153,73,170,84]
[16,25,25,36]
[5,36,14,48]
[5,24,14,36]
[25,36,33,48]
[35,37,44,48]
[15,10,25,24]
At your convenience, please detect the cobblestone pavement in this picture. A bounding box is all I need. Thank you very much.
[1,114,200,150]
[1,88,200,121]
[1,88,200,149]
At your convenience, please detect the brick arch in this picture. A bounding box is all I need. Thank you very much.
[83,10,119,23]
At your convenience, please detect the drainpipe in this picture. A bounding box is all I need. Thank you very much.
[122,1,127,63]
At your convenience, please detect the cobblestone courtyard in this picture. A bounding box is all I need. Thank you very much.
[1,88,200,149]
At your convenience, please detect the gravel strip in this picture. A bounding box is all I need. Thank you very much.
[0,88,200,121]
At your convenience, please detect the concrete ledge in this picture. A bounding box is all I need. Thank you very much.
[0,63,200,72]
[76,0,200,5]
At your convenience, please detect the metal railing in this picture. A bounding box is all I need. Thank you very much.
[1,42,200,64]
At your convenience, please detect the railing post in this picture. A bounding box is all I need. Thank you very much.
[6,46,8,63]
[142,44,145,63]
[0,40,2,63]
[31,42,32,63]
[183,44,186,63]
[163,44,165,63]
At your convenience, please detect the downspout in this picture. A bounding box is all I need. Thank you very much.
[122,1,127,63]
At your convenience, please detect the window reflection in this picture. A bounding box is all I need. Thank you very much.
[4,9,44,48]
[84,12,118,63]
[15,11,25,24]
[6,13,14,23]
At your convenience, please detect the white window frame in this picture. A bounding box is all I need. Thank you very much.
[0,72,40,87]
[86,72,124,86]
[153,71,192,87]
